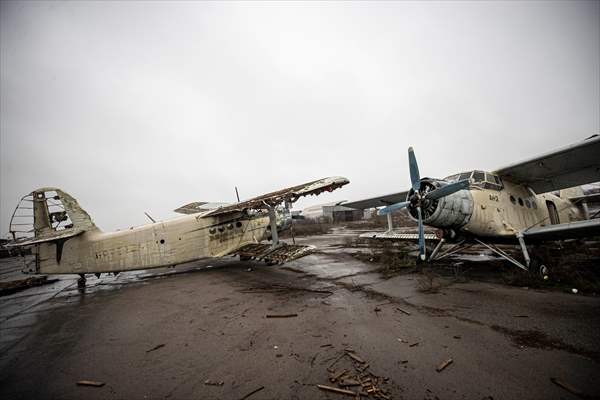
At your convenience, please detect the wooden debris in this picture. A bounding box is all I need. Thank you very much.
[513,315,529,318]
[146,343,166,353]
[266,313,298,318]
[396,307,411,315]
[346,351,365,363]
[550,377,587,398]
[239,385,264,400]
[317,384,357,396]
[330,369,348,382]
[409,342,419,347]
[320,343,333,348]
[339,379,361,387]
[204,379,224,386]
[76,380,105,387]
[436,358,453,372]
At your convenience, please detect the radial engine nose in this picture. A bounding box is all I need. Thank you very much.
[407,179,474,228]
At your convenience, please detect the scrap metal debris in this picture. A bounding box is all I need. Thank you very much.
[319,349,392,399]
[76,380,105,387]
[0,276,56,296]
[436,358,453,372]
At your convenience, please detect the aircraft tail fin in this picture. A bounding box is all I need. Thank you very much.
[9,188,99,245]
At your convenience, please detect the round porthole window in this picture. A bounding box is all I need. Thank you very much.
[518,198,524,206]
[510,195,516,204]
[236,221,243,228]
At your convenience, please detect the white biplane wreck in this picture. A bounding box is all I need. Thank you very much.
[8,177,349,286]
[344,135,600,274]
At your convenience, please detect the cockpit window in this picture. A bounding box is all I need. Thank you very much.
[458,172,472,181]
[445,174,460,182]
[472,171,485,183]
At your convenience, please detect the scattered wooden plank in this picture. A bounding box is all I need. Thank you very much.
[266,313,298,318]
[76,380,105,387]
[409,342,419,347]
[239,385,264,400]
[396,307,411,315]
[317,384,357,396]
[550,377,588,399]
[436,358,453,372]
[346,351,365,363]
[330,369,348,383]
[146,343,166,353]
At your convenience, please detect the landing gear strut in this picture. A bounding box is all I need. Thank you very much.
[77,273,86,288]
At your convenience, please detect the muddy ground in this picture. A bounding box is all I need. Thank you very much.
[1,228,599,399]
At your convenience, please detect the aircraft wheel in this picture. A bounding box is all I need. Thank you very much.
[530,258,549,279]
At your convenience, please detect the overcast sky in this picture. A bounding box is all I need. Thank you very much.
[1,0,599,232]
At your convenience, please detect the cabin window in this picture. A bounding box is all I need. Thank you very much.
[218,226,225,233]
[525,199,531,208]
[518,198,524,206]
[236,221,243,228]
[532,201,538,210]
[160,239,165,244]
[227,223,234,230]
[209,228,216,234]
[510,195,516,204]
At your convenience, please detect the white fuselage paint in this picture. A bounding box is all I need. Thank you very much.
[36,212,271,274]
[460,180,583,238]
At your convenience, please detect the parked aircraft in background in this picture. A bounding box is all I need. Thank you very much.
[344,135,600,275]
[7,177,349,286]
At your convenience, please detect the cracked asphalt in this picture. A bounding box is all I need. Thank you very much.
[1,228,599,399]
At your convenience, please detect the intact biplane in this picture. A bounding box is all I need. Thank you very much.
[344,135,600,274]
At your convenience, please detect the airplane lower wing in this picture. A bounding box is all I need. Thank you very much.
[201,176,349,217]
[342,191,409,210]
[227,242,315,263]
[522,218,600,241]
[359,231,438,240]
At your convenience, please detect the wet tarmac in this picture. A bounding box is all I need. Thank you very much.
[1,228,599,399]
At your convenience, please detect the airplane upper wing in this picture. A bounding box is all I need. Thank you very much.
[200,176,350,218]
[493,135,600,194]
[342,191,409,210]
[523,218,600,241]
[174,202,230,215]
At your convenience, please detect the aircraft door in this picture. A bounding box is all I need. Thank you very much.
[546,201,560,225]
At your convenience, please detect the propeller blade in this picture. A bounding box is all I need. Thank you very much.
[408,147,421,191]
[425,179,470,200]
[416,206,426,261]
[377,201,410,216]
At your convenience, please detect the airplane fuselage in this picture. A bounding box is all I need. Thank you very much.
[409,174,584,240]
[34,212,271,275]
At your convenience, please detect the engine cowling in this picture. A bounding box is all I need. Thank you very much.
[407,179,473,229]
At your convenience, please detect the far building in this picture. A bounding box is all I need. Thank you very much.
[301,201,364,222]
